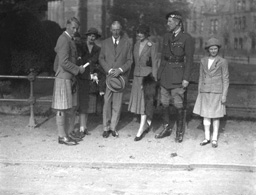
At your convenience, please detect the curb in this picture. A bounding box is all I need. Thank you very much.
[1,159,255,172]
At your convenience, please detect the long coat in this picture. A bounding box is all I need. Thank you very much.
[157,31,194,89]
[193,55,229,118]
[128,40,158,117]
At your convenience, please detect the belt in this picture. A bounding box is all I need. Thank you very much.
[164,56,184,63]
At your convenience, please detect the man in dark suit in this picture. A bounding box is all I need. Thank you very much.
[99,21,133,138]
[52,17,87,145]
[156,11,195,142]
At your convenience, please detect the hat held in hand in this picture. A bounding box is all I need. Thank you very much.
[106,74,125,92]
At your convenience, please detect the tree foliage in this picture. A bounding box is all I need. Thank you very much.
[109,0,190,37]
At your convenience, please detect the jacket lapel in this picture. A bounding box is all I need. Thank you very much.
[134,42,140,62]
[115,37,125,57]
[139,42,150,59]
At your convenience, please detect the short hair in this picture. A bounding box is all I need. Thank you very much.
[67,17,80,26]
[136,24,150,37]
[111,21,122,29]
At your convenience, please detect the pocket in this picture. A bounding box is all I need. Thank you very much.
[172,67,183,83]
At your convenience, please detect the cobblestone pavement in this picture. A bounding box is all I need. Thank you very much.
[0,114,255,194]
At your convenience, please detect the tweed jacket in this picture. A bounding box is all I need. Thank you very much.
[157,31,194,89]
[99,36,133,82]
[53,32,80,79]
[198,55,229,98]
[77,42,101,80]
[133,40,158,79]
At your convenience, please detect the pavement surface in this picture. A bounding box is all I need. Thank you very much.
[0,110,255,194]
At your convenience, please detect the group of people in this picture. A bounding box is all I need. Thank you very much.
[52,11,229,148]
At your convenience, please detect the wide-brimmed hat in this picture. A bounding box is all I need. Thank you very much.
[205,37,221,49]
[106,74,125,93]
[84,27,101,38]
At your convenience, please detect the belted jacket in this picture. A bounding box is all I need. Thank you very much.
[157,31,194,89]
[199,55,229,98]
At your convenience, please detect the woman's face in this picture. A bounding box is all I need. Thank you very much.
[87,34,96,44]
[136,33,146,42]
[208,45,219,57]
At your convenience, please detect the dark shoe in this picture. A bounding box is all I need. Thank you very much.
[83,129,91,135]
[102,130,111,138]
[155,124,171,139]
[175,134,184,143]
[69,134,83,142]
[80,129,90,138]
[212,140,218,148]
[200,139,211,146]
[69,131,83,141]
[134,135,143,141]
[175,109,184,143]
[58,136,78,146]
[111,130,119,137]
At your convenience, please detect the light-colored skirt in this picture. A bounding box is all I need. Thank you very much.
[128,76,145,115]
[193,92,226,118]
[52,78,77,110]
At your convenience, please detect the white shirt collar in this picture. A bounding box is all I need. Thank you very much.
[65,31,72,39]
[112,36,120,44]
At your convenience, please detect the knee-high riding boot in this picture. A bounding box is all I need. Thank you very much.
[175,108,184,143]
[56,111,66,138]
[155,106,171,139]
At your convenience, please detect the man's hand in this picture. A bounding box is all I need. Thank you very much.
[182,80,189,88]
[112,68,122,77]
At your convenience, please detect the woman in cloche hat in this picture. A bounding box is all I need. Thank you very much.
[193,37,229,148]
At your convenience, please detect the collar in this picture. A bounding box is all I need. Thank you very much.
[173,27,181,37]
[112,36,120,44]
[65,31,72,39]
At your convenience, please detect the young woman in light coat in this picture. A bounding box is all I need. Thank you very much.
[128,24,158,141]
[193,37,229,148]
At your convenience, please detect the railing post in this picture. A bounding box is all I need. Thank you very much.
[27,68,37,128]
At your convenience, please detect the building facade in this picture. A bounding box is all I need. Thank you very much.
[187,0,256,57]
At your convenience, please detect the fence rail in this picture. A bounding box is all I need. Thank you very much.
[1,69,256,129]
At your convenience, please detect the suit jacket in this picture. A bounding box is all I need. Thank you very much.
[53,32,80,79]
[99,36,133,82]
[77,42,101,80]
[157,31,194,89]
[133,40,158,79]
[199,55,229,98]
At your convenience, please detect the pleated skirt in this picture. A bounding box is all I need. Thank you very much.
[52,78,77,110]
[128,76,145,115]
[193,92,226,118]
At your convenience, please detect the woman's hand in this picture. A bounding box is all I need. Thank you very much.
[221,96,226,104]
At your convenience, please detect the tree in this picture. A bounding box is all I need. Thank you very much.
[109,0,190,37]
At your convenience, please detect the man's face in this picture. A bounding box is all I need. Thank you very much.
[167,17,179,32]
[67,21,79,37]
[111,24,121,39]
[87,34,96,44]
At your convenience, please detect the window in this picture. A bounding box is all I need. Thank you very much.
[210,19,218,33]
[200,21,204,32]
[242,16,246,29]
[213,4,217,13]
[234,17,238,29]
[193,21,197,32]
[239,38,243,49]
[234,38,238,49]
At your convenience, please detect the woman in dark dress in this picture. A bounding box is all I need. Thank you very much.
[77,28,104,136]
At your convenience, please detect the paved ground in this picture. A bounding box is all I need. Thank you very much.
[0,112,255,194]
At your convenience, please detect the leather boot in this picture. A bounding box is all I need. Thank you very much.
[155,106,171,139]
[175,109,184,143]
[155,123,172,139]
[56,111,66,138]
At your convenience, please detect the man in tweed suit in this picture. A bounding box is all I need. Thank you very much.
[155,11,195,142]
[52,17,86,145]
[99,21,133,138]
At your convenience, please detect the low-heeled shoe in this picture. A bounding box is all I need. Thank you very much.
[111,130,119,137]
[58,136,78,146]
[102,130,111,138]
[200,139,210,146]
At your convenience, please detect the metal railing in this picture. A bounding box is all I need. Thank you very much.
[1,69,256,129]
[0,69,54,128]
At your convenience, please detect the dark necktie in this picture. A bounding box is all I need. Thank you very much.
[114,38,118,48]
[172,33,176,40]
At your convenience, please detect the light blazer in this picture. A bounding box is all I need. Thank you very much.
[199,55,229,98]
[99,36,133,81]
[133,40,158,79]
[54,32,80,79]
